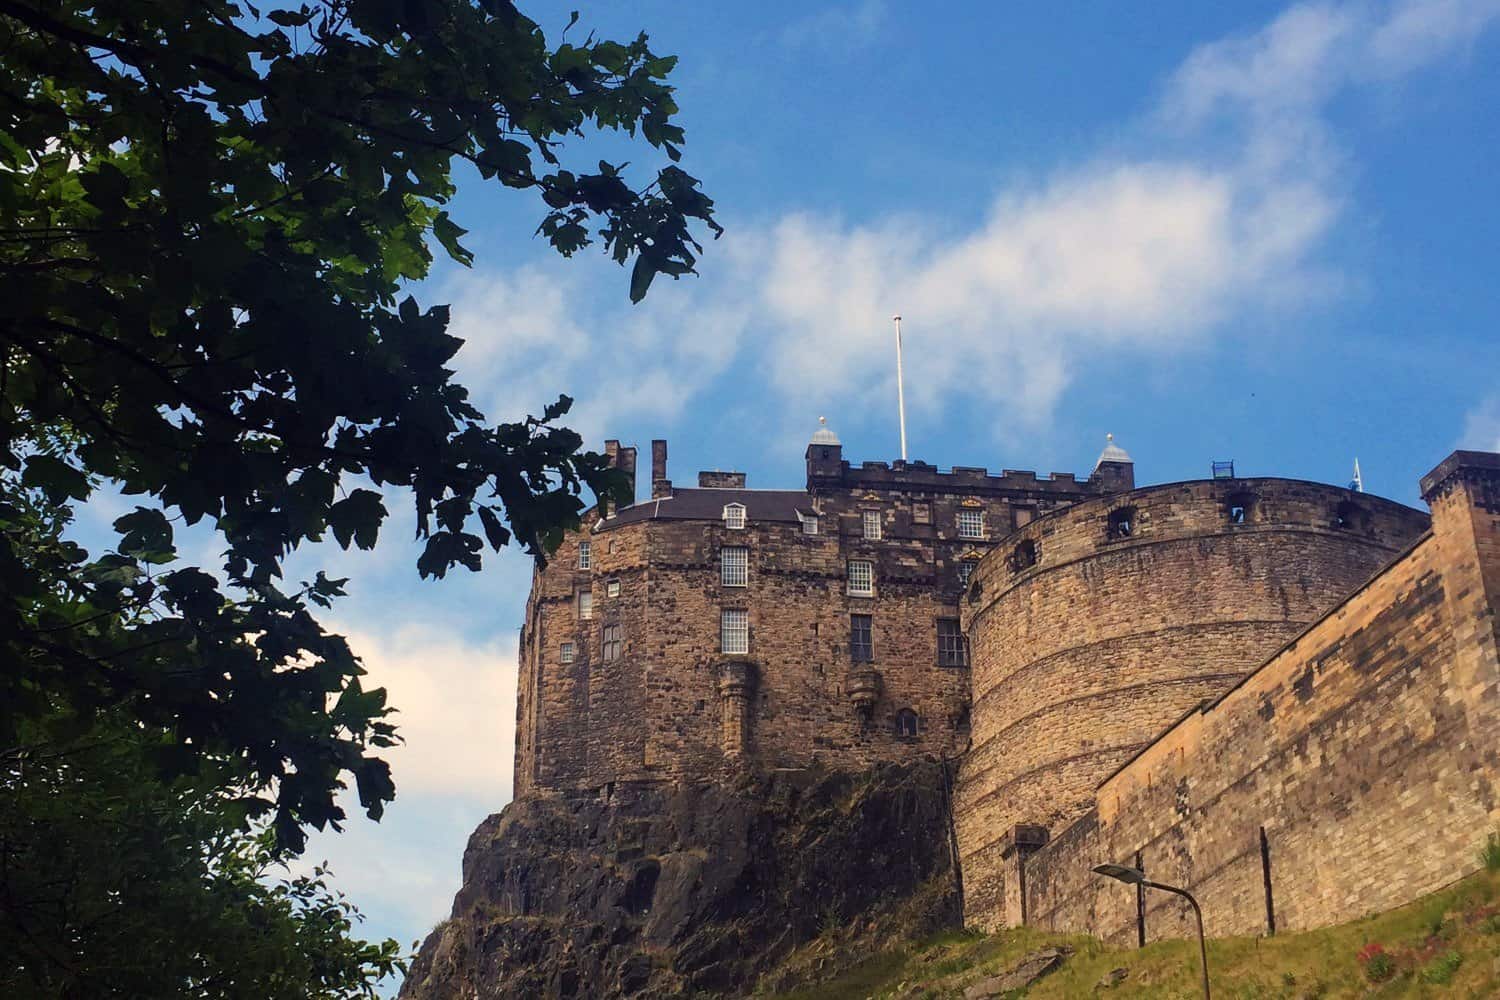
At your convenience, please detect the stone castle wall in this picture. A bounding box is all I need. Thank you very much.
[1015,452,1500,942]
[955,479,1430,929]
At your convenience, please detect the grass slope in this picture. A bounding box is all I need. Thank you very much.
[765,866,1500,999]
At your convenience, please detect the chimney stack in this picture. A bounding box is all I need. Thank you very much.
[652,439,672,499]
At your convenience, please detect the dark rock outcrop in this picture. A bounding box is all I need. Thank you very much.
[400,759,961,999]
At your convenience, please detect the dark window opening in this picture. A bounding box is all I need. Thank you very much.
[850,614,874,663]
[937,619,968,667]
[1334,501,1368,532]
[1011,538,1039,572]
[1227,491,1259,525]
[1108,506,1137,539]
[895,708,919,738]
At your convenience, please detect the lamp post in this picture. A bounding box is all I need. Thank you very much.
[1093,864,1210,1000]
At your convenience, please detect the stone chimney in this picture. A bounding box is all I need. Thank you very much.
[698,471,747,489]
[651,439,671,498]
[602,440,637,514]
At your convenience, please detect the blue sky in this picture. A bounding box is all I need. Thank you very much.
[107,0,1500,977]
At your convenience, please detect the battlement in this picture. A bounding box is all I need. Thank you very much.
[810,457,1119,497]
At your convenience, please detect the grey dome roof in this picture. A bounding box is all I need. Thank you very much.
[1094,433,1132,468]
[810,416,840,446]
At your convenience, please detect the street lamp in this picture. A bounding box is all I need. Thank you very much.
[1093,864,1211,1000]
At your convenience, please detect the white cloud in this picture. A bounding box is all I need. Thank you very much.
[435,0,1498,448]
[780,0,887,52]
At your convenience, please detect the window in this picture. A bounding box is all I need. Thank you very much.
[560,642,576,664]
[895,708,919,737]
[601,623,622,662]
[606,578,620,598]
[1227,491,1258,525]
[1011,539,1038,573]
[720,609,749,654]
[577,590,593,620]
[937,619,968,667]
[1108,506,1137,540]
[1334,501,1368,532]
[847,559,874,596]
[578,541,591,569]
[850,614,873,662]
[913,501,932,524]
[1013,506,1035,529]
[721,546,748,587]
[801,512,819,535]
[957,559,978,588]
[957,508,984,539]
[863,510,882,540]
[723,503,746,530]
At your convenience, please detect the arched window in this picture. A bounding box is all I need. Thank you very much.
[1108,506,1137,540]
[1226,491,1259,525]
[1011,538,1039,573]
[895,708,920,738]
[1334,501,1369,532]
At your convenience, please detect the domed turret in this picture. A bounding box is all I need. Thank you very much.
[810,416,841,446]
[1094,432,1131,469]
[1092,433,1135,492]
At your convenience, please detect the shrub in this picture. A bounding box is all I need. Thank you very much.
[1481,832,1500,871]
[1357,942,1396,984]
[1420,950,1462,985]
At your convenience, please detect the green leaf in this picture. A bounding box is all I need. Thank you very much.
[21,455,90,503]
[328,490,387,550]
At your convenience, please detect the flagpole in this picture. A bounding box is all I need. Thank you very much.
[894,314,907,461]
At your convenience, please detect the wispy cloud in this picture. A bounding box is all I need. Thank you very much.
[779,0,888,52]
[1463,396,1500,452]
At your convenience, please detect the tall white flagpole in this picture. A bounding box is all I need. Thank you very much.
[893,314,907,461]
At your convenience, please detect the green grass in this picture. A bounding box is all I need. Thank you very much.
[764,868,1500,999]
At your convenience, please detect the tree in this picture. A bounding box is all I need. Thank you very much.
[0,0,717,992]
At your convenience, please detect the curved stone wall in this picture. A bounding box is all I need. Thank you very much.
[954,478,1428,927]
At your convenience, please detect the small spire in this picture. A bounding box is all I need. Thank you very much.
[1350,458,1363,493]
[1095,432,1132,469]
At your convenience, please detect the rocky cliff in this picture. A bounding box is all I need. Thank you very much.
[400,759,961,999]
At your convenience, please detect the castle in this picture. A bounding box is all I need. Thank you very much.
[515,427,1500,942]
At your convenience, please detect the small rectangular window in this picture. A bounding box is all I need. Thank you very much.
[937,619,968,667]
[578,541,591,569]
[913,501,932,524]
[958,508,984,539]
[578,590,593,620]
[560,641,576,664]
[723,504,746,530]
[606,578,620,598]
[601,623,622,662]
[957,560,977,587]
[863,510,882,540]
[801,513,819,535]
[721,609,749,654]
[847,559,874,596]
[721,546,748,587]
[850,614,873,662]
[1012,507,1035,529]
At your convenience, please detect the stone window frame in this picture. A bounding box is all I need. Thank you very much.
[720,546,749,587]
[849,613,874,663]
[936,618,968,667]
[847,558,875,597]
[1226,491,1260,526]
[722,502,747,530]
[957,508,985,540]
[601,622,623,662]
[577,540,591,569]
[895,708,920,738]
[577,589,593,620]
[800,512,819,535]
[559,641,576,664]
[720,608,749,655]
[957,558,978,588]
[1010,538,1039,574]
[862,509,883,540]
[606,578,620,598]
[1107,505,1138,540]
[912,500,932,524]
[1012,505,1036,530]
